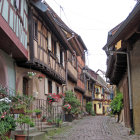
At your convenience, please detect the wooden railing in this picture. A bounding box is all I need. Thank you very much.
[67,61,77,80]
[85,90,92,97]
[77,80,85,91]
[34,41,66,80]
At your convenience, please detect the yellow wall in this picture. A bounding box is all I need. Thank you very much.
[115,40,121,50]
[92,101,103,115]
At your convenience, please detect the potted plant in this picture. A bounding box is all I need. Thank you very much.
[42,115,47,122]
[15,114,35,140]
[47,119,53,125]
[63,103,71,113]
[47,93,59,103]
[34,109,42,118]
[27,72,36,79]
[58,92,65,98]
[0,100,16,140]
[10,95,34,114]
[38,74,45,81]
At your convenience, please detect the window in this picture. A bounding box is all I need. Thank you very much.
[60,49,63,65]
[34,20,38,40]
[56,86,59,94]
[52,40,56,56]
[48,80,52,93]
[99,103,102,108]
[14,0,20,11]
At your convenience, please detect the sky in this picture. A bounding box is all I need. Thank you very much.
[45,0,137,72]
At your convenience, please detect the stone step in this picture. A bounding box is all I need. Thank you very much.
[27,131,46,140]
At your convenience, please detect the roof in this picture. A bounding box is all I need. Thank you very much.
[43,1,87,51]
[103,2,140,50]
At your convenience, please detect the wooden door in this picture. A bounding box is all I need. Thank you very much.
[23,77,28,96]
[123,77,131,128]
[94,104,96,114]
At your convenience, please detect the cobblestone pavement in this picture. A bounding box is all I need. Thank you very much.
[52,116,140,140]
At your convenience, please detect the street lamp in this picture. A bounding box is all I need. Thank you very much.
[109,51,132,110]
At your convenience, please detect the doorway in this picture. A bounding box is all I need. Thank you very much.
[94,104,96,114]
[23,77,29,96]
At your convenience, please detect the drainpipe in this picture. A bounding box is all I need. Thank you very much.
[127,52,132,110]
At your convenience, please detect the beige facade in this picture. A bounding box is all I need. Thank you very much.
[130,40,140,134]
[16,66,62,101]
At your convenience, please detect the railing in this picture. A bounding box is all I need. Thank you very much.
[85,90,92,97]
[0,83,64,136]
[67,61,77,80]
[77,79,85,91]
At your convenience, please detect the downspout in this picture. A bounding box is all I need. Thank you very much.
[127,52,132,110]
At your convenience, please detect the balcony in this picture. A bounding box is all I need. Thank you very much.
[0,0,28,60]
[84,90,92,98]
[33,44,66,83]
[67,61,77,82]
[75,79,85,94]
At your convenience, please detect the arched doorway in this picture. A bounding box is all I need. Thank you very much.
[23,77,29,96]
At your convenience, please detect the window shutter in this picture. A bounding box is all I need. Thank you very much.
[45,78,48,94]
[56,42,60,63]
[62,51,65,67]
[52,81,56,93]
[48,32,51,51]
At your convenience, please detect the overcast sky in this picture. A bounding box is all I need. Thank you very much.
[45,0,136,72]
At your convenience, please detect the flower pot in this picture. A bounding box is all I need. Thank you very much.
[42,119,46,122]
[36,114,41,118]
[15,135,26,140]
[47,122,52,125]
[10,108,25,114]
[65,114,73,122]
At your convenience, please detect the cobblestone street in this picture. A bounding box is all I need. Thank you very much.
[52,116,140,140]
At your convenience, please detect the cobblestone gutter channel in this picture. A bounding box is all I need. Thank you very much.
[46,116,140,140]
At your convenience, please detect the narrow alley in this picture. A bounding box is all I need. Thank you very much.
[51,116,140,140]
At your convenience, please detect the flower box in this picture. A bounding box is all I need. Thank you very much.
[10,108,25,114]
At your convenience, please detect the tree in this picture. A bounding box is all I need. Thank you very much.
[110,90,123,122]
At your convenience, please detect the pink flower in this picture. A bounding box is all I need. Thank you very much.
[1,115,5,118]
[3,112,6,115]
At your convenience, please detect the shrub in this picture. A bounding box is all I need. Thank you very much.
[64,91,80,114]
[86,102,92,114]
[110,90,123,115]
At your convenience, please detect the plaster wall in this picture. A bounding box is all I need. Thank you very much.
[93,101,103,115]
[130,40,140,134]
[0,49,15,90]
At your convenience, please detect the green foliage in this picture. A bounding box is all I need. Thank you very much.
[16,114,34,128]
[130,129,135,135]
[47,119,53,123]
[91,110,96,116]
[64,91,80,114]
[0,101,16,139]
[34,109,42,115]
[110,90,123,115]
[86,102,92,114]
